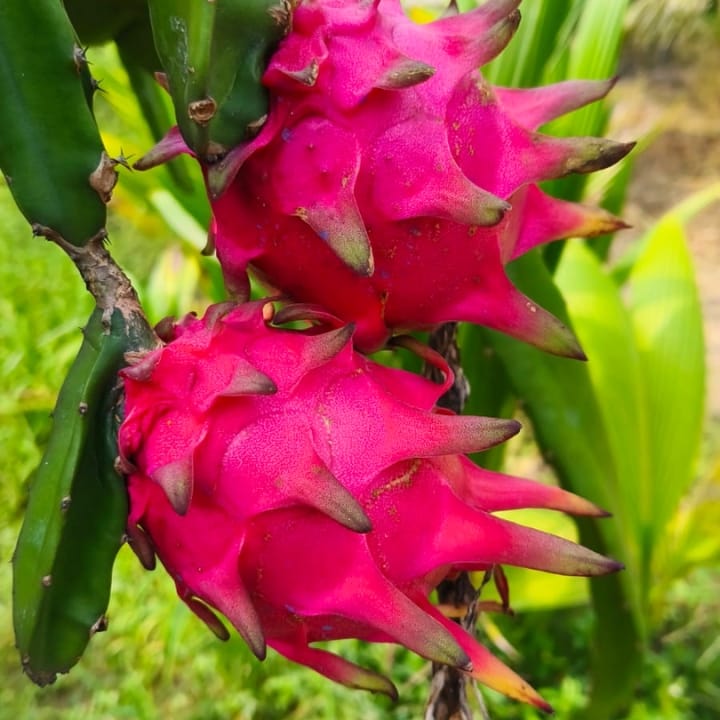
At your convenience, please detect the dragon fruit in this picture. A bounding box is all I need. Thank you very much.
[139,0,632,356]
[119,300,620,710]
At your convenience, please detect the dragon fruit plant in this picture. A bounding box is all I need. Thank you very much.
[2,0,632,715]
[119,299,620,709]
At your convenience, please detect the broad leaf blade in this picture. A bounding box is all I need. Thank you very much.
[489,250,642,717]
[555,240,650,620]
[628,215,706,549]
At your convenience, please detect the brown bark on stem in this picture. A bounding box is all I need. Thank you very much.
[32,224,156,339]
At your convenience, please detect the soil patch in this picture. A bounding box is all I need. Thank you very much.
[611,42,720,420]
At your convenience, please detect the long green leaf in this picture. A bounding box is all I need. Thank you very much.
[483,0,576,88]
[557,188,715,622]
[458,323,516,471]
[542,0,629,138]
[628,214,706,562]
[488,250,642,717]
[555,241,651,623]
[539,0,629,215]
[550,188,714,714]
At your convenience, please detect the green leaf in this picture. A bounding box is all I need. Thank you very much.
[483,0,576,88]
[542,0,629,138]
[657,460,720,587]
[488,250,643,717]
[556,187,716,621]
[538,0,629,216]
[549,187,716,713]
[458,323,516,471]
[628,214,705,562]
[555,241,650,625]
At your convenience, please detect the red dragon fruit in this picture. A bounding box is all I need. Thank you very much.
[139,0,633,356]
[119,300,620,710]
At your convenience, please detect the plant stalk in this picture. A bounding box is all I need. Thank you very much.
[424,322,486,720]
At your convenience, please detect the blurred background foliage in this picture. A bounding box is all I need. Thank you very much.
[1,0,720,718]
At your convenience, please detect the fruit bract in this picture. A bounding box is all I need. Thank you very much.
[119,300,620,710]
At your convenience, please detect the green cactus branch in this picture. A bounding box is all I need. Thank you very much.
[0,0,161,687]
[0,0,154,325]
[0,0,113,247]
[147,0,292,161]
[14,216,159,688]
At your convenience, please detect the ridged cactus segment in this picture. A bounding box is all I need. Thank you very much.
[12,308,156,686]
[120,300,621,709]
[62,0,197,192]
[0,0,113,246]
[148,0,291,161]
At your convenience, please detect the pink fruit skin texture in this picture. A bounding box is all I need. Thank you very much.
[120,300,620,710]
[178,0,633,355]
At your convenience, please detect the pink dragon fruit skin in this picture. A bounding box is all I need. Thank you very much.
[138,0,632,356]
[120,300,621,710]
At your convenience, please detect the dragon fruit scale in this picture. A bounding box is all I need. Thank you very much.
[119,300,621,710]
[139,0,633,356]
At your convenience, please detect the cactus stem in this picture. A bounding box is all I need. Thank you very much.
[30,225,160,345]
